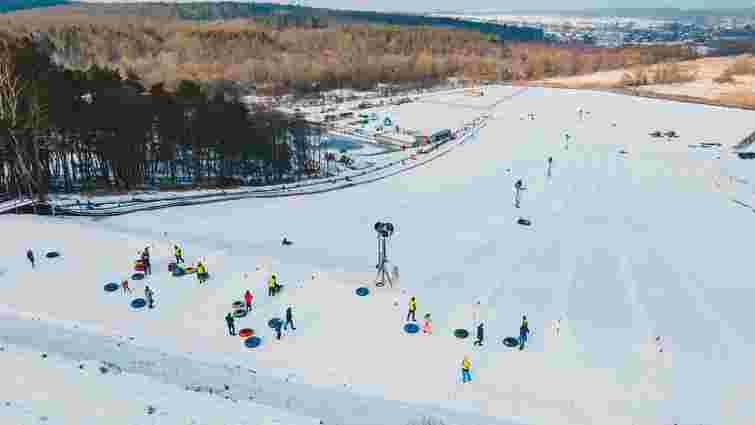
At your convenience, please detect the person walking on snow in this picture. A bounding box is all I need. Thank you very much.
[553,319,561,337]
[196,261,207,284]
[244,290,253,312]
[407,297,417,322]
[547,157,553,178]
[461,356,472,383]
[514,179,524,208]
[225,312,235,336]
[421,313,432,335]
[144,285,154,309]
[274,318,283,340]
[284,306,296,331]
[141,248,151,276]
[174,245,184,264]
[519,315,530,350]
[473,322,484,346]
[26,249,35,269]
[121,279,132,294]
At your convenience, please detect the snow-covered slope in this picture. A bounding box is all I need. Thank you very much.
[3,86,755,425]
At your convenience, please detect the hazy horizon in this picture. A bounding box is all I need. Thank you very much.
[74,1,755,14]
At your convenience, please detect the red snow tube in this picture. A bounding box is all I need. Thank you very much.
[239,328,254,338]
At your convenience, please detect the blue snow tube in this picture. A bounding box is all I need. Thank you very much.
[355,287,369,297]
[130,298,147,309]
[131,273,145,281]
[454,329,469,339]
[172,267,185,277]
[503,337,520,347]
[233,309,247,319]
[244,336,262,349]
[404,323,420,334]
[46,251,60,258]
[104,283,119,292]
[517,218,531,226]
[268,318,282,329]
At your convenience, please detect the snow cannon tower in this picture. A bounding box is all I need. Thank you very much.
[374,221,395,288]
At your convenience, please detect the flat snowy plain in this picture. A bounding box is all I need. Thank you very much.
[2,86,755,425]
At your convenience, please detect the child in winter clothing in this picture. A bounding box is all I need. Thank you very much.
[121,280,132,294]
[461,356,472,383]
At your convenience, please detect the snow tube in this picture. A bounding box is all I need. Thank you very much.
[355,287,369,297]
[232,301,245,309]
[172,268,186,277]
[131,273,145,281]
[134,264,145,272]
[168,262,177,272]
[197,272,209,281]
[244,336,262,349]
[130,298,147,309]
[404,323,420,334]
[233,309,247,319]
[268,318,282,329]
[185,266,196,274]
[104,283,119,292]
[239,328,254,338]
[516,218,531,226]
[503,337,520,348]
[45,251,60,259]
[454,329,469,339]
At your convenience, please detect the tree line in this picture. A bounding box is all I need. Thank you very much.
[3,6,699,91]
[0,33,321,201]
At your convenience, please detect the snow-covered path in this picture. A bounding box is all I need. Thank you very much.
[3,86,755,425]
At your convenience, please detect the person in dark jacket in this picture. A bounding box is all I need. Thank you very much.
[225,312,235,336]
[274,319,283,340]
[473,322,484,346]
[284,306,296,331]
[26,249,35,269]
[514,179,523,208]
[144,285,154,309]
[141,248,151,276]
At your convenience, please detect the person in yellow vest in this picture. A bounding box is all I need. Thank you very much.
[174,245,184,264]
[268,273,277,296]
[196,261,207,284]
[406,296,417,322]
[461,356,472,383]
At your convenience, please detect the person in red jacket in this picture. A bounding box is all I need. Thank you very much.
[244,290,253,312]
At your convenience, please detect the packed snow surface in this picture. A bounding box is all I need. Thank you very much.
[3,86,755,425]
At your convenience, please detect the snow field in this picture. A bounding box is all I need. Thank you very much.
[0,343,321,425]
[4,86,755,425]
